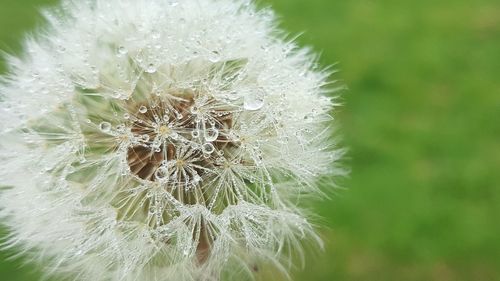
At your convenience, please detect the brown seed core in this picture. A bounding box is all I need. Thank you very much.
[121,91,240,265]
[126,92,234,183]
[127,96,193,182]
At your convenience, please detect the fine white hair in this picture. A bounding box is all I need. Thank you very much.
[0,0,344,280]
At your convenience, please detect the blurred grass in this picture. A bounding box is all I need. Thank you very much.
[1,0,500,280]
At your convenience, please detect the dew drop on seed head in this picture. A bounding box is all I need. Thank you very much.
[209,50,221,62]
[191,130,200,138]
[204,127,219,142]
[139,105,148,114]
[145,63,157,74]
[152,30,161,40]
[190,106,199,114]
[116,124,126,132]
[99,122,111,132]
[202,143,215,154]
[155,166,169,181]
[243,91,265,111]
[117,46,128,56]
[192,174,201,183]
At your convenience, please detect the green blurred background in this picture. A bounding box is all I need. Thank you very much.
[1,0,499,280]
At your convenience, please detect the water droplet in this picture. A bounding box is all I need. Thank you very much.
[57,45,66,53]
[215,157,225,165]
[117,46,128,56]
[190,106,199,114]
[99,122,111,132]
[152,30,161,39]
[208,50,221,62]
[192,174,201,183]
[191,130,200,138]
[116,124,126,132]
[202,143,215,154]
[141,134,150,142]
[139,105,148,114]
[145,63,157,74]
[153,139,162,147]
[243,89,265,111]
[123,113,130,119]
[204,127,219,142]
[155,166,169,181]
[112,90,122,99]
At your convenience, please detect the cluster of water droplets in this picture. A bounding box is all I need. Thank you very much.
[88,74,252,195]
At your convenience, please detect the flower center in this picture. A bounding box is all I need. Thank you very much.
[124,90,235,185]
[158,125,171,137]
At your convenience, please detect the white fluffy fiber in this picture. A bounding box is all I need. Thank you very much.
[0,0,344,280]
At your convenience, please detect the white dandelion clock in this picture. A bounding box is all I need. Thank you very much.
[0,0,344,280]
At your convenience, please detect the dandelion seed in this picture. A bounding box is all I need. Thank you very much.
[0,0,344,281]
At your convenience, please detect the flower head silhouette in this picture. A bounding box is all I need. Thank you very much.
[0,0,344,280]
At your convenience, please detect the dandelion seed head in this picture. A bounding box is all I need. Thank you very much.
[0,0,344,280]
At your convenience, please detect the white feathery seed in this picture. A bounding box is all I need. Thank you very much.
[0,0,344,280]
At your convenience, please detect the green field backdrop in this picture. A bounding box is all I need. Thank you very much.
[1,0,499,280]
